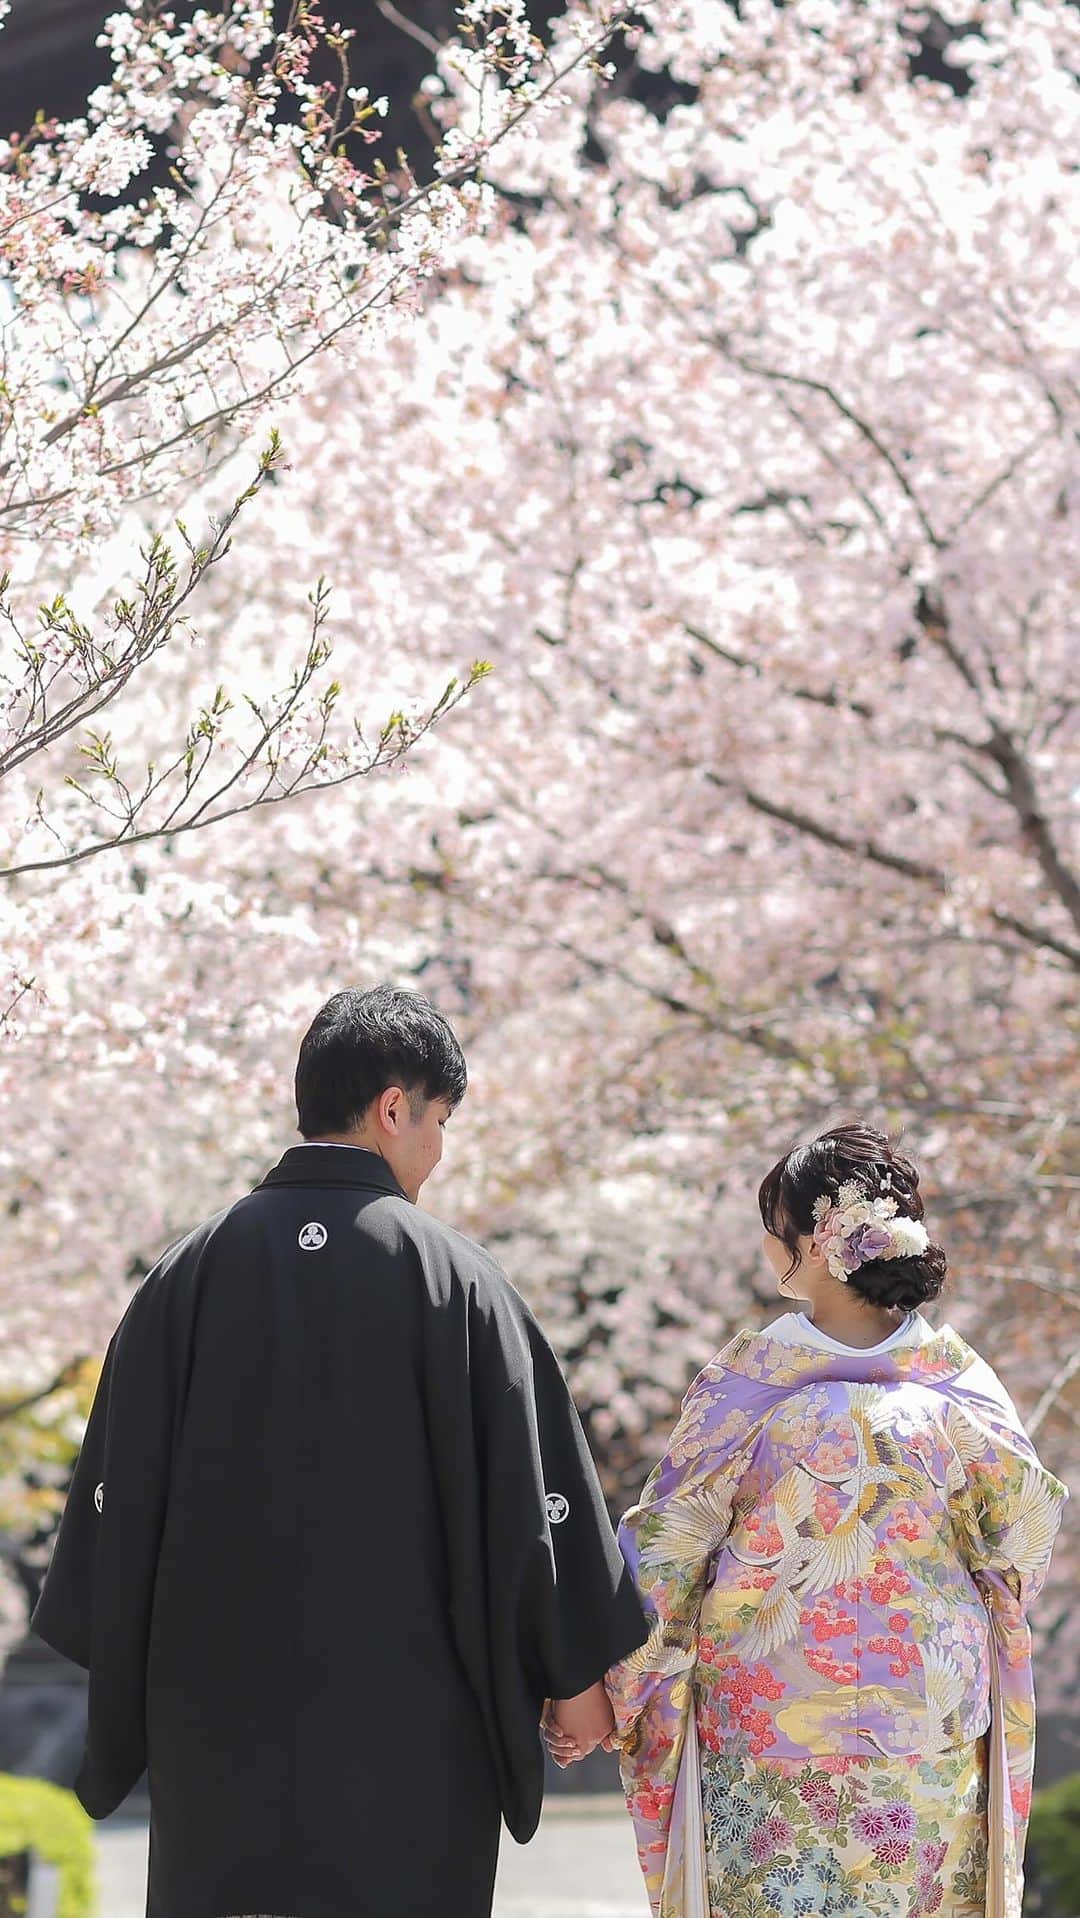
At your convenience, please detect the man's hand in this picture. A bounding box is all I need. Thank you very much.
[540,1682,616,1767]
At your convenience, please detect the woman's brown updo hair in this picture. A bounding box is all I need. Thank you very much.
[758,1123,948,1312]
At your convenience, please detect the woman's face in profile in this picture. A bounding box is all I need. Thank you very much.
[762,1229,794,1284]
[762,1229,816,1299]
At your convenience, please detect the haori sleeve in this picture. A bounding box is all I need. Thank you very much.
[475,1316,649,1732]
[30,1226,207,1818]
[604,1363,763,1743]
[418,1242,647,1844]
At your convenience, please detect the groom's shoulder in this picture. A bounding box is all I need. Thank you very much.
[153,1201,239,1278]
[113,1204,233,1335]
[384,1204,541,1330]
[398,1201,512,1295]
[402,1209,544,1374]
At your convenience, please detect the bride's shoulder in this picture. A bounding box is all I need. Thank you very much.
[682,1325,774,1400]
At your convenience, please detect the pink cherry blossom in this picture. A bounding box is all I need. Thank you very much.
[0,0,1075,1698]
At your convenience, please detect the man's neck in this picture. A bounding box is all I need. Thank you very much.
[302,1134,379,1152]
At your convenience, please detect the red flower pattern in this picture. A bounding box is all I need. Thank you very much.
[805,1646,858,1685]
[800,1597,857,1643]
[866,1632,922,1679]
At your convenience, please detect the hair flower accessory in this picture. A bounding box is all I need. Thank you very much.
[811,1179,930,1283]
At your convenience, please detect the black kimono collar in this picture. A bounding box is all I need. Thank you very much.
[256,1144,409,1199]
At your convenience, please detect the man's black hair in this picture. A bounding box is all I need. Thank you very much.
[295,985,467,1137]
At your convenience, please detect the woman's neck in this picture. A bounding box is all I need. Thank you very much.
[798,1296,906,1349]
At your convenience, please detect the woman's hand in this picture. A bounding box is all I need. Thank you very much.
[541,1681,616,1766]
[541,1701,581,1768]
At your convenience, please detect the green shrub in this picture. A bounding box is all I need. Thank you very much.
[1029,1770,1080,1917]
[0,1775,96,1918]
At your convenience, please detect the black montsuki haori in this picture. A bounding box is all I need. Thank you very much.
[32,1146,648,1918]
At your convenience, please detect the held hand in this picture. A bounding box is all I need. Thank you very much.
[541,1701,580,1769]
[541,1681,616,1766]
[541,1720,617,1765]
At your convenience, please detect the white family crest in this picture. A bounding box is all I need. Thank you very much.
[94,1482,104,1513]
[545,1492,570,1525]
[298,1222,328,1251]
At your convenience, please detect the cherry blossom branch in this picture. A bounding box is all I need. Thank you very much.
[0,434,491,875]
[0,2,640,534]
[563,607,1077,975]
[374,0,444,58]
[721,351,943,549]
[704,776,1080,969]
[0,975,36,1029]
[3,653,490,877]
[946,424,1060,541]
[354,838,810,1065]
[0,251,420,527]
[1027,1345,1080,1437]
[582,249,1077,955]
[608,257,1076,934]
[687,595,1079,947]
[912,591,1080,934]
[4,1,636,521]
[682,623,875,719]
[605,242,943,551]
[486,911,812,1063]
[0,439,286,779]
[981,724,1080,934]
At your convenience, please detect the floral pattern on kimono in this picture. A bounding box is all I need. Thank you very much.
[700,1740,989,1918]
[605,1326,1066,1918]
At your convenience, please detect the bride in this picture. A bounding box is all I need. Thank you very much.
[545,1124,1066,1918]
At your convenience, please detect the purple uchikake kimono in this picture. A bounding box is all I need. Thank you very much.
[605,1324,1067,1918]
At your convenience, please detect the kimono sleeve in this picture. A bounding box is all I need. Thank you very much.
[946,1363,1067,1856]
[605,1365,764,1743]
[603,1363,768,1910]
[420,1241,647,1844]
[947,1363,1067,1610]
[30,1229,206,1818]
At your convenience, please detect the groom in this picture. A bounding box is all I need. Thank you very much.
[32,985,646,1918]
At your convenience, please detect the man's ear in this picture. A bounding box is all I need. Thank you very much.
[375,1085,407,1134]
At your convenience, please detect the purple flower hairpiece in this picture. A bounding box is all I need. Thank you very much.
[811,1180,930,1283]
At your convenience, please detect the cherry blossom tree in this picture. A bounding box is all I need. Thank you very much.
[0,0,636,1656]
[3,0,1077,1686]
[0,0,629,905]
[203,0,1078,1663]
[192,0,1076,1482]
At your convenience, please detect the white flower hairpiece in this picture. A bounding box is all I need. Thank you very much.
[811,1179,930,1283]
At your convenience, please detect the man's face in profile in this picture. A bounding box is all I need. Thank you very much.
[384,1093,454,1202]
